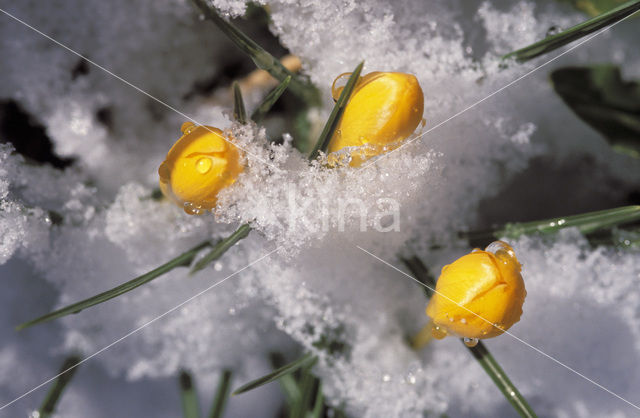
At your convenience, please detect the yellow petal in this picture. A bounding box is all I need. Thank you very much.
[158,125,243,214]
[328,71,424,166]
[426,241,526,340]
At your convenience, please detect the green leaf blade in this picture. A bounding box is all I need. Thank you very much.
[503,0,640,62]
[190,224,251,275]
[288,358,319,418]
[499,205,640,238]
[232,81,247,124]
[209,370,232,418]
[17,241,211,330]
[190,0,319,105]
[38,356,81,418]
[460,205,640,242]
[308,61,364,160]
[251,76,292,123]
[179,370,201,418]
[232,353,316,396]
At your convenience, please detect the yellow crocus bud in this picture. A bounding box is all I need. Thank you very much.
[327,71,424,166]
[425,241,526,346]
[158,122,243,215]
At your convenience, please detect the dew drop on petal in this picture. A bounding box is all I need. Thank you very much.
[183,202,203,215]
[463,337,478,347]
[180,121,196,134]
[158,161,170,182]
[430,324,447,340]
[196,157,212,174]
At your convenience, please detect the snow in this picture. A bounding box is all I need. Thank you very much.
[2,0,640,416]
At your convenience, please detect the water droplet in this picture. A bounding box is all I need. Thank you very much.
[181,121,196,134]
[546,25,561,37]
[382,374,391,382]
[485,240,516,263]
[228,307,236,315]
[183,202,203,215]
[158,161,170,182]
[196,157,212,174]
[406,373,416,384]
[214,262,223,271]
[430,324,447,340]
[460,318,467,324]
[463,337,478,347]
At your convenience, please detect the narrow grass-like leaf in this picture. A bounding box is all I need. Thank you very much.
[208,370,232,418]
[310,382,324,418]
[568,0,632,16]
[270,353,302,406]
[179,370,200,418]
[308,61,364,160]
[401,257,537,418]
[190,224,252,275]
[251,76,292,123]
[289,359,318,418]
[17,241,211,330]
[503,0,640,62]
[232,81,247,124]
[190,0,319,105]
[278,373,302,406]
[233,353,316,395]
[467,341,537,418]
[38,355,81,418]
[460,205,640,242]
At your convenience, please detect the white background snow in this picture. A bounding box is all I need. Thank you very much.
[1,0,640,417]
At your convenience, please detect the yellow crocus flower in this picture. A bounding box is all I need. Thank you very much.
[328,71,424,166]
[158,122,243,215]
[426,241,526,345]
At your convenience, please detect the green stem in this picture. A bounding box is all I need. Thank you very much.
[401,257,537,418]
[38,356,81,418]
[503,0,640,62]
[190,0,319,105]
[466,341,537,418]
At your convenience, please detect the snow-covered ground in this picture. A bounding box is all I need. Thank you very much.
[1,0,640,416]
